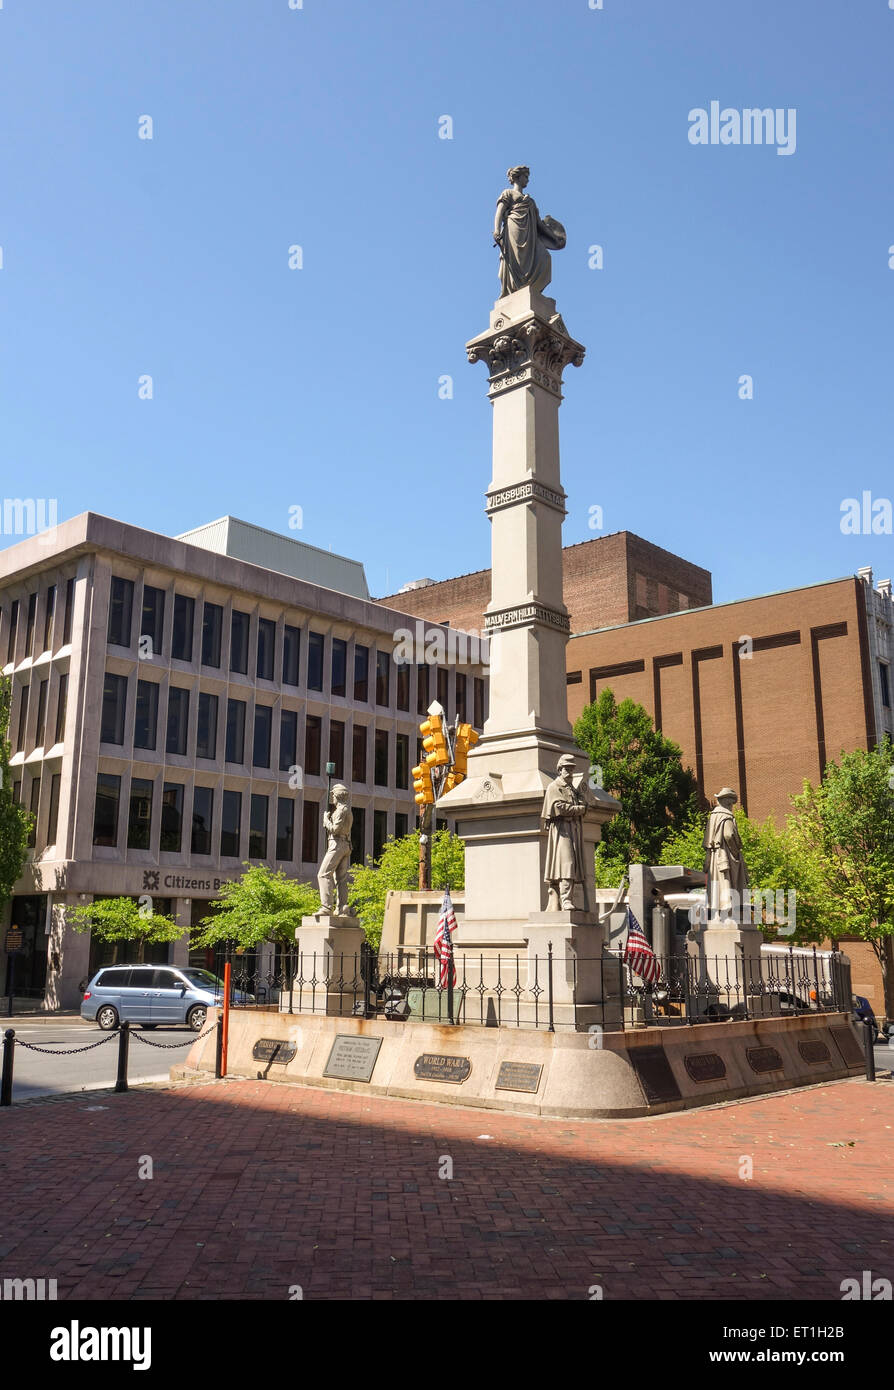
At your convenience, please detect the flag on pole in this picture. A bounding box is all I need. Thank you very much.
[433,887,457,989]
[623,905,661,985]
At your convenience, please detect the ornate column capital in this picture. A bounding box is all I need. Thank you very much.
[467,303,585,400]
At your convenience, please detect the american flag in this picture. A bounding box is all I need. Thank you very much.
[623,905,661,986]
[432,887,457,989]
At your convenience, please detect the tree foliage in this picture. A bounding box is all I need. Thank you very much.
[349,828,465,947]
[0,677,32,912]
[573,688,699,868]
[66,896,183,963]
[194,865,320,950]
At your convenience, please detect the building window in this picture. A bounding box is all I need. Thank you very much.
[6,599,19,663]
[35,679,48,746]
[62,578,75,645]
[220,790,242,857]
[474,676,486,728]
[201,602,223,668]
[305,715,322,777]
[12,780,20,805]
[354,644,369,701]
[283,625,301,687]
[196,692,219,760]
[230,610,250,674]
[307,632,324,691]
[455,673,467,722]
[191,786,214,855]
[249,794,268,859]
[54,672,68,745]
[225,698,246,763]
[134,681,159,751]
[373,809,388,860]
[375,651,390,707]
[257,618,276,681]
[100,673,127,745]
[374,729,389,787]
[301,799,319,863]
[881,662,891,709]
[276,797,294,861]
[253,705,272,768]
[127,778,154,850]
[329,719,345,779]
[93,773,121,847]
[43,585,56,653]
[27,776,40,848]
[397,663,410,712]
[141,585,165,658]
[331,639,347,698]
[416,664,429,716]
[280,709,298,773]
[16,684,29,752]
[25,593,37,656]
[395,733,409,791]
[437,667,449,708]
[47,772,61,846]
[166,687,190,756]
[349,806,365,865]
[160,783,184,852]
[171,594,195,662]
[395,811,408,840]
[566,671,582,686]
[352,723,368,783]
[107,578,134,648]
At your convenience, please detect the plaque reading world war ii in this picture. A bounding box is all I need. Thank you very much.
[414,1053,472,1084]
[798,1039,831,1065]
[745,1045,784,1074]
[495,1060,543,1094]
[251,1038,298,1065]
[323,1034,383,1083]
[683,1052,727,1084]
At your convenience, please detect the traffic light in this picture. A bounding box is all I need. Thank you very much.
[412,760,435,806]
[451,722,480,779]
[420,714,449,767]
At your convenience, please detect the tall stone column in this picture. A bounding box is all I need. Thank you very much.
[439,285,619,952]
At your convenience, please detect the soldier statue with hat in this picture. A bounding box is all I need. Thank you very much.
[703,786,749,920]
[541,754,598,912]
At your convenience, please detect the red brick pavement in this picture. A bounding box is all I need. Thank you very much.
[1,1076,892,1301]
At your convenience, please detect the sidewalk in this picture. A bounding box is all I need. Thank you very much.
[1,1075,892,1300]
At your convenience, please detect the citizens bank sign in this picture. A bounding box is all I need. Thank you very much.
[138,871,240,895]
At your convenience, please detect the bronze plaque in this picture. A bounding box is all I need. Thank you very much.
[829,1025,864,1068]
[414,1053,472,1084]
[323,1035,383,1082]
[251,1037,298,1065]
[495,1060,543,1094]
[629,1046,682,1104]
[684,1052,726,1083]
[746,1045,784,1074]
[798,1039,831,1065]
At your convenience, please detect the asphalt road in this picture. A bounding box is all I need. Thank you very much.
[2,1016,200,1101]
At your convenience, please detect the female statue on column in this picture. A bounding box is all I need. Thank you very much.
[493,166,567,297]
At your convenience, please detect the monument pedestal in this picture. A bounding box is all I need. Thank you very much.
[289,913,366,1015]
[687,922,773,1018]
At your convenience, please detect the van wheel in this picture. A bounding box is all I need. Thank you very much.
[97,1005,119,1031]
[186,1005,206,1032]
[141,1023,158,1031]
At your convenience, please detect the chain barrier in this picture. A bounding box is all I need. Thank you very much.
[15,1034,119,1056]
[130,1024,216,1050]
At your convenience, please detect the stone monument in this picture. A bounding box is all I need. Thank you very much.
[297,783,365,1010]
[439,168,620,1016]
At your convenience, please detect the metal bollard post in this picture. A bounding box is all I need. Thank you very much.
[547,941,555,1034]
[114,1020,130,1093]
[1,1029,15,1106]
[864,1017,876,1082]
[214,1011,224,1079]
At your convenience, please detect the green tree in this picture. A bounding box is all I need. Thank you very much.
[0,677,32,914]
[194,864,320,952]
[349,827,465,947]
[787,739,894,1016]
[66,896,183,963]
[573,688,699,872]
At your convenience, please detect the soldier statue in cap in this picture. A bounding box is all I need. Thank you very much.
[317,783,356,917]
[541,754,596,911]
[703,786,749,920]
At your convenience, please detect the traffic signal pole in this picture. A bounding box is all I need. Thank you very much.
[418,803,432,890]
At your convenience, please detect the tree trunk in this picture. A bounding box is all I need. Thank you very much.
[881,937,894,1024]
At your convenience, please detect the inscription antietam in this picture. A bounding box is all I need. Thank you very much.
[413,1054,472,1084]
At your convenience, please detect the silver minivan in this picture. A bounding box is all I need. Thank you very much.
[81,965,248,1032]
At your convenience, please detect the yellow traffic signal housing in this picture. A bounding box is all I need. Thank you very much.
[420,714,449,767]
[412,761,435,805]
[443,770,465,793]
[452,722,480,777]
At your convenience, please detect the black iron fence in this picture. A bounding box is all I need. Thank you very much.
[212,941,852,1033]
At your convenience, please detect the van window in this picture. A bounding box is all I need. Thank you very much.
[129,969,156,987]
[95,969,132,988]
[153,970,182,989]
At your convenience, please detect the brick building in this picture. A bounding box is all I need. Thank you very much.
[376,531,712,634]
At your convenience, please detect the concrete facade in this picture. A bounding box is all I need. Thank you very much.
[0,513,486,1010]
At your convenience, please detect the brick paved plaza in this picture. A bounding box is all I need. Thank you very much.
[1,1076,892,1301]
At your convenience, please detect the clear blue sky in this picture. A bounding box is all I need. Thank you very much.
[1,0,892,604]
